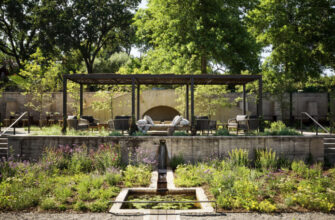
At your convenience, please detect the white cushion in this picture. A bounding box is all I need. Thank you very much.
[171,115,180,125]
[172,115,182,126]
[180,119,190,126]
[144,115,154,125]
[236,115,247,121]
[137,119,147,126]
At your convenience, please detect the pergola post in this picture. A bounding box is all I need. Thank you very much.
[258,77,263,131]
[79,83,83,117]
[62,76,67,134]
[190,77,195,134]
[130,77,136,134]
[186,84,189,120]
[137,83,140,120]
[242,84,246,115]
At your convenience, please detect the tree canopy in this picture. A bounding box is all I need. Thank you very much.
[0,0,43,72]
[41,0,140,73]
[133,0,261,74]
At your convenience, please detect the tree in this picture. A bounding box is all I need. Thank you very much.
[248,0,335,121]
[248,0,335,82]
[9,48,60,122]
[42,0,140,74]
[134,0,261,74]
[0,0,43,72]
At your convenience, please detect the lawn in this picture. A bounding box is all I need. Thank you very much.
[0,144,152,212]
[174,148,335,213]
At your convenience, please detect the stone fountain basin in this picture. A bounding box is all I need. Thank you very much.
[109,187,213,214]
[110,170,214,215]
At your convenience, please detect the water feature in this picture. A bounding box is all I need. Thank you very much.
[157,139,168,194]
[110,139,214,214]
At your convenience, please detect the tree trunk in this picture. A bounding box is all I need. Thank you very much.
[201,54,207,74]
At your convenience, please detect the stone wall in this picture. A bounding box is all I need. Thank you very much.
[7,136,324,164]
[0,91,331,124]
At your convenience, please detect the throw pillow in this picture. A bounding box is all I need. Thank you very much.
[144,115,155,125]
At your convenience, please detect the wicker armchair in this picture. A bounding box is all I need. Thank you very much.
[228,115,249,134]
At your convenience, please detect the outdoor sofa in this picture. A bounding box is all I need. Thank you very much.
[137,115,190,135]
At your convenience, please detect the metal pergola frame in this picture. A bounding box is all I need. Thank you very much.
[62,74,262,134]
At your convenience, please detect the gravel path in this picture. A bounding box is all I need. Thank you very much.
[1,212,335,220]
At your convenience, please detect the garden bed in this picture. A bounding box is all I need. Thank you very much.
[0,144,152,212]
[174,148,335,213]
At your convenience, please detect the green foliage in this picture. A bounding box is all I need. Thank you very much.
[263,121,300,136]
[0,0,44,69]
[28,125,111,136]
[40,197,58,211]
[172,131,189,136]
[174,164,213,187]
[255,148,277,171]
[214,129,230,136]
[170,155,185,170]
[228,149,249,167]
[41,0,140,73]
[174,156,335,213]
[122,164,152,187]
[0,144,124,212]
[131,131,147,136]
[109,131,123,136]
[10,49,60,119]
[134,0,260,74]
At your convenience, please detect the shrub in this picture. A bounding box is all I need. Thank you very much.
[255,148,277,171]
[88,199,109,212]
[170,154,185,170]
[105,170,122,186]
[73,200,87,211]
[214,129,230,136]
[54,184,72,204]
[228,149,249,167]
[131,131,147,136]
[40,197,58,210]
[92,144,120,173]
[174,164,213,187]
[69,146,93,174]
[264,121,300,136]
[123,164,151,187]
[173,131,189,136]
[108,131,123,136]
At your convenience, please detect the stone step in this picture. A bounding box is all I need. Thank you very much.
[324,138,335,143]
[325,149,335,154]
[0,138,8,143]
[324,143,335,147]
[0,143,8,147]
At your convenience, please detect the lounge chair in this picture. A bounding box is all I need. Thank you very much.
[108,116,131,134]
[228,115,249,134]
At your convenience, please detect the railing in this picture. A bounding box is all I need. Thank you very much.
[300,112,329,135]
[0,112,30,136]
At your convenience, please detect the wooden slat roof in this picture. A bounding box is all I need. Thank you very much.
[65,73,261,85]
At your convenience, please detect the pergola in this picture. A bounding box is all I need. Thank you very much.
[62,74,262,133]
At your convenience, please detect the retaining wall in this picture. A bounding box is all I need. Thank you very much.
[7,136,324,163]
